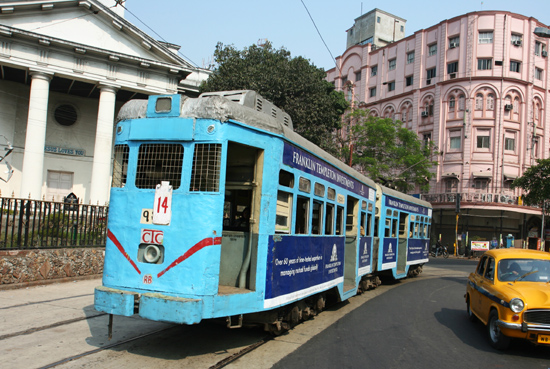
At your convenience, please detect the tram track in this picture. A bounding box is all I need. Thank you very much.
[0,293,94,310]
[36,325,178,369]
[0,312,106,341]
[33,324,272,369]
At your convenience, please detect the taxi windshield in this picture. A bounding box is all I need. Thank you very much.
[497,258,550,282]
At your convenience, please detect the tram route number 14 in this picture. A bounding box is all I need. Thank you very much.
[153,181,172,225]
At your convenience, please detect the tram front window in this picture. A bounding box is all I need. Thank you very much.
[223,190,252,231]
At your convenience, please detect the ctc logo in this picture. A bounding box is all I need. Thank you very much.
[141,229,164,244]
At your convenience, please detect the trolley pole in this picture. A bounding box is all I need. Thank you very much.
[455,194,461,256]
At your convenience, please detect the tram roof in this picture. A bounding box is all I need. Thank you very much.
[380,185,432,209]
[120,91,439,196]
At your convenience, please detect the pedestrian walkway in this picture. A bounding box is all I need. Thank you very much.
[0,277,102,338]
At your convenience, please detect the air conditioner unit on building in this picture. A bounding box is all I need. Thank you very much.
[504,104,513,111]
[449,42,458,49]
[449,73,456,79]
[421,111,429,117]
[543,51,548,57]
[426,79,431,85]
[512,40,522,46]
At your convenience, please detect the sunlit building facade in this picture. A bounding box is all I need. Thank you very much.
[327,10,550,250]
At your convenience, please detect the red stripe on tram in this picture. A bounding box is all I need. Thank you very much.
[107,229,141,275]
[157,237,222,278]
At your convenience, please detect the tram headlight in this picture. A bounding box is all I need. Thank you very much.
[144,244,162,264]
[510,298,525,313]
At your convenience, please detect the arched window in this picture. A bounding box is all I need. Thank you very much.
[400,101,413,127]
[503,90,522,122]
[533,97,543,126]
[486,94,494,111]
[449,96,455,111]
[475,94,483,110]
[458,95,465,111]
[383,106,395,119]
[513,97,520,111]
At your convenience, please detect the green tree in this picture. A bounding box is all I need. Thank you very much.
[200,42,348,152]
[511,158,550,214]
[340,107,439,193]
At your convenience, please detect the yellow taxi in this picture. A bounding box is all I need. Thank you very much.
[465,248,550,349]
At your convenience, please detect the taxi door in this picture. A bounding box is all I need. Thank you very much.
[469,255,488,318]
[477,256,496,323]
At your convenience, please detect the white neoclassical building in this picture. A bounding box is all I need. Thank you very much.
[0,0,209,205]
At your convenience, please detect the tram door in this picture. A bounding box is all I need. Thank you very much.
[344,196,359,292]
[219,142,264,292]
[372,191,382,273]
[397,212,409,273]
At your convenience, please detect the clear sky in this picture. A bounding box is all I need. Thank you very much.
[122,0,550,71]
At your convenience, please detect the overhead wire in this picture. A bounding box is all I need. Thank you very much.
[114,2,200,69]
[299,0,340,73]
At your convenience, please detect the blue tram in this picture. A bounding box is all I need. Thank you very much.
[94,90,432,334]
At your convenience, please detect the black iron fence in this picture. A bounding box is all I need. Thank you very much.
[0,197,108,250]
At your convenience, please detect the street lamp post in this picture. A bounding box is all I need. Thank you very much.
[533,27,550,250]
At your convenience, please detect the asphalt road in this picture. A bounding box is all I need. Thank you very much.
[3,258,549,368]
[272,258,550,369]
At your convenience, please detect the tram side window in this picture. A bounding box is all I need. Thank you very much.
[346,197,358,234]
[279,170,294,187]
[360,212,366,236]
[366,213,373,236]
[276,191,293,234]
[112,145,129,188]
[399,212,408,237]
[325,203,335,235]
[385,218,391,238]
[295,196,309,234]
[312,200,323,235]
[190,143,222,192]
[392,218,398,237]
[136,144,184,189]
[299,177,311,193]
[335,206,344,235]
[426,223,431,239]
[314,183,325,197]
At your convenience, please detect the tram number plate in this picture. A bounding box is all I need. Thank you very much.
[141,209,153,224]
[143,274,153,285]
[537,334,550,344]
[153,181,172,225]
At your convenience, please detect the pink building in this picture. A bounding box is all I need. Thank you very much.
[327,10,550,250]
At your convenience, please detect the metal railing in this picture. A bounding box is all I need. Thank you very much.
[0,197,108,250]
[421,192,521,206]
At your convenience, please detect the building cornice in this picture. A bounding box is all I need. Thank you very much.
[0,24,191,78]
[0,0,196,74]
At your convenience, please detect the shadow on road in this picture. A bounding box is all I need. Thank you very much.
[435,306,550,358]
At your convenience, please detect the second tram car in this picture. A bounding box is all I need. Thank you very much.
[95,91,432,334]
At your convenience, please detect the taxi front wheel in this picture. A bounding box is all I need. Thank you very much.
[488,310,511,350]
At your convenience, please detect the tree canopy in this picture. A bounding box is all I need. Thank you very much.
[200,42,348,152]
[511,158,550,214]
[339,108,440,193]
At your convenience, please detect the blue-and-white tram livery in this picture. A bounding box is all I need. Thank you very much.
[95,91,432,332]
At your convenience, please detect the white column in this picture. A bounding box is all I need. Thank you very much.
[89,85,118,205]
[20,71,52,200]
